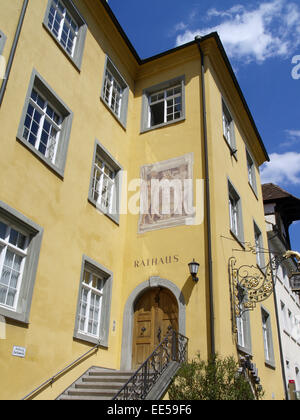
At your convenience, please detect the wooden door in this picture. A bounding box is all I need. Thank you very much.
[132,288,178,369]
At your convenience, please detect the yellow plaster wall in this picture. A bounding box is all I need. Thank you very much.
[0,0,134,400]
[121,54,209,361]
[204,56,284,400]
[0,0,24,90]
[0,0,285,401]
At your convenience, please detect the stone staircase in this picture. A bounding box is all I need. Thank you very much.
[57,367,134,400]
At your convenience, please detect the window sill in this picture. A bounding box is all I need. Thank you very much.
[73,331,108,348]
[230,229,245,249]
[265,359,276,370]
[248,181,258,200]
[88,197,120,226]
[237,344,253,358]
[16,136,65,179]
[0,305,30,325]
[100,96,127,131]
[140,116,185,134]
[223,135,238,161]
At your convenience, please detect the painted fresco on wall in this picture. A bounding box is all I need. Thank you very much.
[138,153,195,233]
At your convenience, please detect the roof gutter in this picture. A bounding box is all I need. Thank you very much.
[0,0,29,107]
[195,36,215,357]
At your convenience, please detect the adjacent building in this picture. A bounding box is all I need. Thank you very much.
[263,183,300,400]
[0,0,286,400]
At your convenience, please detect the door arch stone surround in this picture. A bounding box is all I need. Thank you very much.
[120,276,186,371]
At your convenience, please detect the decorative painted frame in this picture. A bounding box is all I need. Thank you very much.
[138,153,195,234]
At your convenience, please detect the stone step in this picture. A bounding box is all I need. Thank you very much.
[82,375,133,383]
[75,382,132,390]
[59,394,111,401]
[57,367,135,400]
[67,388,116,398]
[88,370,134,377]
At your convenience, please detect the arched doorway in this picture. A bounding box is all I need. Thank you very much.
[132,287,178,369]
[120,277,186,371]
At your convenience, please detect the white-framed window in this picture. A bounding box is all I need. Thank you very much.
[237,314,245,348]
[228,181,244,243]
[229,194,238,237]
[141,75,185,132]
[254,222,264,268]
[78,268,104,338]
[23,88,62,164]
[91,153,116,215]
[88,140,123,225]
[47,0,79,57]
[262,310,270,360]
[0,222,28,311]
[0,201,43,324]
[17,69,73,178]
[148,84,182,127]
[74,256,113,347]
[101,57,129,128]
[281,301,288,331]
[236,285,252,354]
[103,68,123,118]
[261,307,275,367]
[288,309,293,334]
[246,150,257,193]
[43,0,87,69]
[222,100,235,148]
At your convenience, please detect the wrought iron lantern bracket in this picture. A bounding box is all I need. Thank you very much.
[229,253,285,321]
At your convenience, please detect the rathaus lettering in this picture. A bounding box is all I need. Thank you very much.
[134,255,179,268]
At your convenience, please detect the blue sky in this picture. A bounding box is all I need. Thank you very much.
[109,0,300,252]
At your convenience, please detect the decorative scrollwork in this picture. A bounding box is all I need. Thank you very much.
[229,254,285,326]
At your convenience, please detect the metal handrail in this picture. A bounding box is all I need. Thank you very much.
[22,343,100,400]
[113,329,188,400]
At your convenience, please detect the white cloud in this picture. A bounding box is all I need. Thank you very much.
[175,0,300,63]
[285,129,300,139]
[260,152,300,185]
[279,129,300,147]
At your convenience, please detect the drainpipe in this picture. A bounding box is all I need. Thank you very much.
[270,249,289,400]
[195,36,215,357]
[0,0,29,107]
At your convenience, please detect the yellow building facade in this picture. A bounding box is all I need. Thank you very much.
[0,0,285,400]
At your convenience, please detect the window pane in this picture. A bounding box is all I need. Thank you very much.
[36,93,45,110]
[0,266,10,286]
[10,270,20,289]
[0,286,7,305]
[13,254,22,272]
[150,102,165,126]
[4,249,14,268]
[174,86,181,95]
[6,289,16,307]
[0,222,7,239]
[83,270,90,285]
